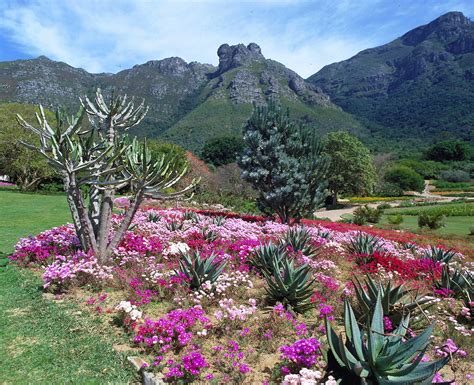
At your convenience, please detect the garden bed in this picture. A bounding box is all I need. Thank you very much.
[9,208,474,384]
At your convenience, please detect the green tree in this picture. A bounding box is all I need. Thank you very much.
[238,102,329,224]
[323,131,376,204]
[384,166,425,192]
[425,140,472,162]
[146,139,188,172]
[201,136,244,166]
[0,103,56,190]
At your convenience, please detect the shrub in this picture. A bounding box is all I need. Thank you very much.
[387,214,403,225]
[470,226,474,236]
[418,212,444,230]
[201,136,245,166]
[376,203,391,210]
[439,169,471,183]
[384,166,425,192]
[353,205,382,224]
[425,140,471,162]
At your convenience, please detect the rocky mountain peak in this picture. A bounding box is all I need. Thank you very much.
[401,11,472,46]
[215,43,265,75]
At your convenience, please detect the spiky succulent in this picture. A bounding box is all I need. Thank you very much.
[177,250,226,290]
[436,265,473,304]
[212,216,226,226]
[201,227,218,242]
[263,257,315,313]
[316,229,332,239]
[325,292,450,385]
[249,242,287,276]
[282,226,319,257]
[353,275,433,324]
[183,210,200,223]
[346,233,383,256]
[147,212,162,222]
[166,219,185,231]
[422,246,457,265]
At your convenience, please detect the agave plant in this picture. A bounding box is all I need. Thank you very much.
[183,210,200,223]
[177,250,227,290]
[201,227,218,242]
[325,292,450,385]
[346,233,384,256]
[316,229,332,240]
[263,257,315,313]
[353,275,433,324]
[282,226,319,257]
[166,219,185,231]
[212,216,226,226]
[436,265,473,305]
[249,242,287,276]
[147,212,162,222]
[423,246,457,265]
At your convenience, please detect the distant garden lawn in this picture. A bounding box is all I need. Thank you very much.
[0,190,137,383]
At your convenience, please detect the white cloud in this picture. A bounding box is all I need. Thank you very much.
[0,0,472,77]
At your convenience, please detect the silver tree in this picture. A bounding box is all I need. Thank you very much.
[17,88,197,263]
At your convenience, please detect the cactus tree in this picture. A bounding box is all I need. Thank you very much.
[17,89,197,263]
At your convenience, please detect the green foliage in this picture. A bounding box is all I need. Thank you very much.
[262,257,314,313]
[281,226,318,257]
[353,205,382,224]
[418,212,445,230]
[432,180,473,190]
[177,250,227,290]
[397,159,449,179]
[384,166,425,192]
[147,212,162,223]
[325,293,449,385]
[238,101,329,223]
[436,265,473,305]
[439,169,471,183]
[345,233,383,261]
[145,139,188,173]
[323,131,376,203]
[352,276,433,324]
[386,202,474,217]
[0,103,56,191]
[249,242,287,276]
[422,246,457,264]
[201,136,244,166]
[425,140,472,162]
[387,214,403,225]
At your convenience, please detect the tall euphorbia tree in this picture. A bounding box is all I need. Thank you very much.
[17,88,197,263]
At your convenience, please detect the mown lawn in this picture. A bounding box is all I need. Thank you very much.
[0,190,137,384]
[379,215,473,236]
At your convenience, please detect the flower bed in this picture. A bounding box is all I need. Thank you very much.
[10,208,474,384]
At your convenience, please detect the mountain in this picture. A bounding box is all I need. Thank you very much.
[308,11,474,149]
[0,44,364,153]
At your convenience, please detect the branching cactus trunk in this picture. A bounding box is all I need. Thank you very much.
[17,88,198,264]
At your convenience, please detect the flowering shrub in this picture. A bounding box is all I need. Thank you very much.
[9,208,473,382]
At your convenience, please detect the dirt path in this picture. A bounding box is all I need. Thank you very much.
[314,181,466,221]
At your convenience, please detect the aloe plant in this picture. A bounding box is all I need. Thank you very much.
[282,226,318,257]
[249,242,287,276]
[263,257,315,313]
[177,250,227,290]
[346,233,383,256]
[423,246,457,264]
[436,265,473,305]
[147,212,162,222]
[166,219,185,231]
[212,216,226,226]
[325,292,450,385]
[183,210,200,223]
[353,275,433,324]
[201,227,218,242]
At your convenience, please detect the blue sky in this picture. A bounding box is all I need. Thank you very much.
[1,0,473,77]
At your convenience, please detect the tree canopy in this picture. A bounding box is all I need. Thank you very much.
[238,102,329,224]
[323,131,376,203]
[201,136,245,166]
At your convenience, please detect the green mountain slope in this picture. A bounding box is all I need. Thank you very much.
[308,12,474,147]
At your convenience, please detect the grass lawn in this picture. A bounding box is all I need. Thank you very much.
[379,215,473,236]
[0,190,137,384]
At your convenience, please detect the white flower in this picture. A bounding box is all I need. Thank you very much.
[165,242,190,255]
[129,309,143,320]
